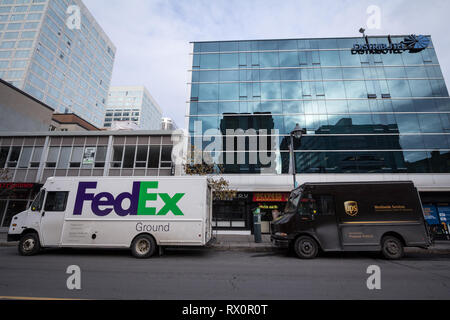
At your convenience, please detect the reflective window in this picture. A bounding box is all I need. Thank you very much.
[200,54,219,69]
[395,114,421,133]
[418,114,443,133]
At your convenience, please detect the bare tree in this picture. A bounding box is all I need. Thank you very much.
[183,146,237,201]
[0,168,12,198]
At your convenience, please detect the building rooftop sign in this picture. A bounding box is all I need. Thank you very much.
[351,34,430,55]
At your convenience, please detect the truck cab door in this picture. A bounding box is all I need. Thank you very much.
[40,191,69,247]
[311,195,341,251]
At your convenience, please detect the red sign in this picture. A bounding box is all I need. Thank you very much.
[0,183,35,190]
[253,193,290,202]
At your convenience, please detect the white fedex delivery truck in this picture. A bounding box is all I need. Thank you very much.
[7,176,213,258]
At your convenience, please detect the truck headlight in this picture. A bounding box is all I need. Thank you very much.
[275,232,288,237]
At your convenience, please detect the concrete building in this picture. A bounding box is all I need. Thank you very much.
[0,77,53,132]
[0,0,116,127]
[50,113,101,131]
[188,35,450,235]
[161,117,178,131]
[0,130,175,230]
[104,86,163,130]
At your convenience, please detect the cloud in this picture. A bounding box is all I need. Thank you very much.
[83,0,450,128]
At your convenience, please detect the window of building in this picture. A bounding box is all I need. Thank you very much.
[7,146,21,168]
[148,145,160,168]
[135,146,148,168]
[57,147,71,169]
[95,146,107,168]
[160,146,173,168]
[111,145,123,168]
[0,147,9,168]
[122,146,136,168]
[30,147,42,168]
[18,146,33,168]
[46,147,59,168]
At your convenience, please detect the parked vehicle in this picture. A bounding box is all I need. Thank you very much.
[8,176,212,258]
[271,181,431,259]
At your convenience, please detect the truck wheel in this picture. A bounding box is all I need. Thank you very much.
[18,233,41,256]
[381,236,404,260]
[294,236,319,259]
[131,234,156,259]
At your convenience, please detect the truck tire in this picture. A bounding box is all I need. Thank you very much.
[381,236,404,260]
[131,234,157,259]
[294,236,319,259]
[18,233,41,256]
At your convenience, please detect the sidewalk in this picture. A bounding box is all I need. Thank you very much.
[209,234,450,254]
[208,234,275,252]
[2,232,450,254]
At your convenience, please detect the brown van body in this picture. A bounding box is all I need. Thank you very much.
[271,181,431,253]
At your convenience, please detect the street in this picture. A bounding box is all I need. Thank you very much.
[0,246,449,300]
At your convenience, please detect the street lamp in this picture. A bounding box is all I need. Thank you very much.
[290,124,306,189]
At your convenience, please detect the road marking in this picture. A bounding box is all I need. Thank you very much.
[0,296,86,300]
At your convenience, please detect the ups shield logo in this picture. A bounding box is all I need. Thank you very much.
[344,201,359,216]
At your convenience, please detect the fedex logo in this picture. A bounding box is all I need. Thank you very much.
[73,181,185,216]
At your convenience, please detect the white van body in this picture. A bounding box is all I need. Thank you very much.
[8,177,213,252]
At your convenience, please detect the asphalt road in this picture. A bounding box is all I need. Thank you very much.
[0,246,449,300]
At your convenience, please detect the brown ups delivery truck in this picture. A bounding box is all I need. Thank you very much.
[271,181,431,259]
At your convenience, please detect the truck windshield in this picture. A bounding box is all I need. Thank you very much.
[284,189,302,213]
[30,190,45,212]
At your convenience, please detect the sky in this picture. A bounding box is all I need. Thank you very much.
[83,0,450,129]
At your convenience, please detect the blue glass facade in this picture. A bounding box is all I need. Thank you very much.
[188,36,450,174]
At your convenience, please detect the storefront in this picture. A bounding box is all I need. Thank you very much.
[421,192,450,240]
[212,191,290,234]
[0,183,40,230]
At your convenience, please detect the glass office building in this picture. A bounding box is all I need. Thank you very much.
[0,0,116,127]
[187,35,450,235]
[104,86,163,130]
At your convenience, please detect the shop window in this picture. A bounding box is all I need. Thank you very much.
[44,192,69,212]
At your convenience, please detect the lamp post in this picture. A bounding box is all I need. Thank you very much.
[290,124,306,189]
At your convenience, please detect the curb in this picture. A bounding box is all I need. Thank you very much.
[1,242,449,254]
[208,246,450,254]
[0,242,17,248]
